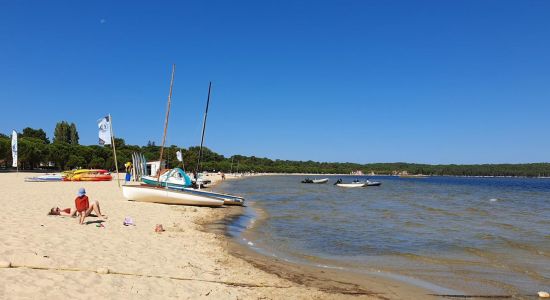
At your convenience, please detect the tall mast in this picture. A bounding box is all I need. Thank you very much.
[157,64,176,184]
[196,81,212,174]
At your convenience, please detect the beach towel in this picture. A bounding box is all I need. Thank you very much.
[123,217,135,226]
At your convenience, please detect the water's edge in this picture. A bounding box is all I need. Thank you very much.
[202,200,457,298]
[206,175,549,298]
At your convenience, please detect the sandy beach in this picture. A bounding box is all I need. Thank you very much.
[0,172,434,299]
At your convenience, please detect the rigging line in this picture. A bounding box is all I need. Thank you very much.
[6,263,292,289]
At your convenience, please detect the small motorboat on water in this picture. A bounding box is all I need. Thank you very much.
[334,179,366,188]
[352,179,382,187]
[312,178,329,184]
[365,180,381,186]
[302,178,329,184]
[336,182,366,188]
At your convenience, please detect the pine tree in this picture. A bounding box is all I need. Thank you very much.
[53,121,70,143]
[53,121,79,144]
[69,123,79,145]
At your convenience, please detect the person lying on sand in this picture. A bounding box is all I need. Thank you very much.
[48,188,107,224]
[74,188,107,224]
[48,207,77,217]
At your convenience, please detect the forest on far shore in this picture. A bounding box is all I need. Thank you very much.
[1,124,550,177]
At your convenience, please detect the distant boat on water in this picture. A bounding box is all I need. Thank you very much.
[334,179,365,188]
[352,179,382,186]
[312,178,329,184]
[365,180,381,186]
[301,178,329,184]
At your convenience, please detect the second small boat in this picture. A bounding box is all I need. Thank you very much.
[312,178,329,184]
[334,179,365,188]
[352,179,382,187]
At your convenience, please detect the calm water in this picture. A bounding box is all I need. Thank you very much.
[219,175,550,295]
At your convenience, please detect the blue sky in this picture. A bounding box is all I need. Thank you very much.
[1,0,549,164]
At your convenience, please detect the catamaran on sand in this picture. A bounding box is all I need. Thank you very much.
[121,65,244,207]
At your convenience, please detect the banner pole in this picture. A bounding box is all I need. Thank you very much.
[109,114,120,187]
[12,130,18,173]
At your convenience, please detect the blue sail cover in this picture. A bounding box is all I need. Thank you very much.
[142,167,193,188]
[171,168,193,187]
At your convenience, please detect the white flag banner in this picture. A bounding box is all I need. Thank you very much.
[11,130,17,168]
[176,150,183,162]
[98,116,112,145]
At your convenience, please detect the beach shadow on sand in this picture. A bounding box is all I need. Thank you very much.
[84,220,106,225]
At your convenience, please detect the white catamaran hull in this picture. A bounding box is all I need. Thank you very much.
[182,188,245,205]
[122,185,224,206]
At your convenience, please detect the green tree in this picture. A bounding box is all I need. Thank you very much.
[66,155,86,169]
[0,136,10,167]
[89,157,106,168]
[69,123,79,145]
[21,127,50,144]
[53,121,70,143]
[48,142,70,170]
[19,137,48,169]
[114,138,125,148]
[54,121,79,144]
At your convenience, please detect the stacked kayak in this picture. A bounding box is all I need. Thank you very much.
[64,169,113,181]
[25,173,65,182]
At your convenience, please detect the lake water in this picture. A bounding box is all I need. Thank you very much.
[218,175,550,295]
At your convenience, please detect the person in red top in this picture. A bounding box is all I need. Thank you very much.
[75,188,106,224]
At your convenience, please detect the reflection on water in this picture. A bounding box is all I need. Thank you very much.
[219,175,550,295]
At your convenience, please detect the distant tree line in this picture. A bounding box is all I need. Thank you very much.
[1,123,550,177]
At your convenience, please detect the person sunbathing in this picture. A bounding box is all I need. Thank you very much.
[74,188,107,224]
[48,207,77,217]
[48,188,107,224]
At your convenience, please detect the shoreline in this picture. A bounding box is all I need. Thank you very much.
[1,171,497,299]
[202,203,438,299]
[4,169,550,179]
[205,175,443,299]
[245,173,550,179]
[1,172,432,299]
[212,174,549,298]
